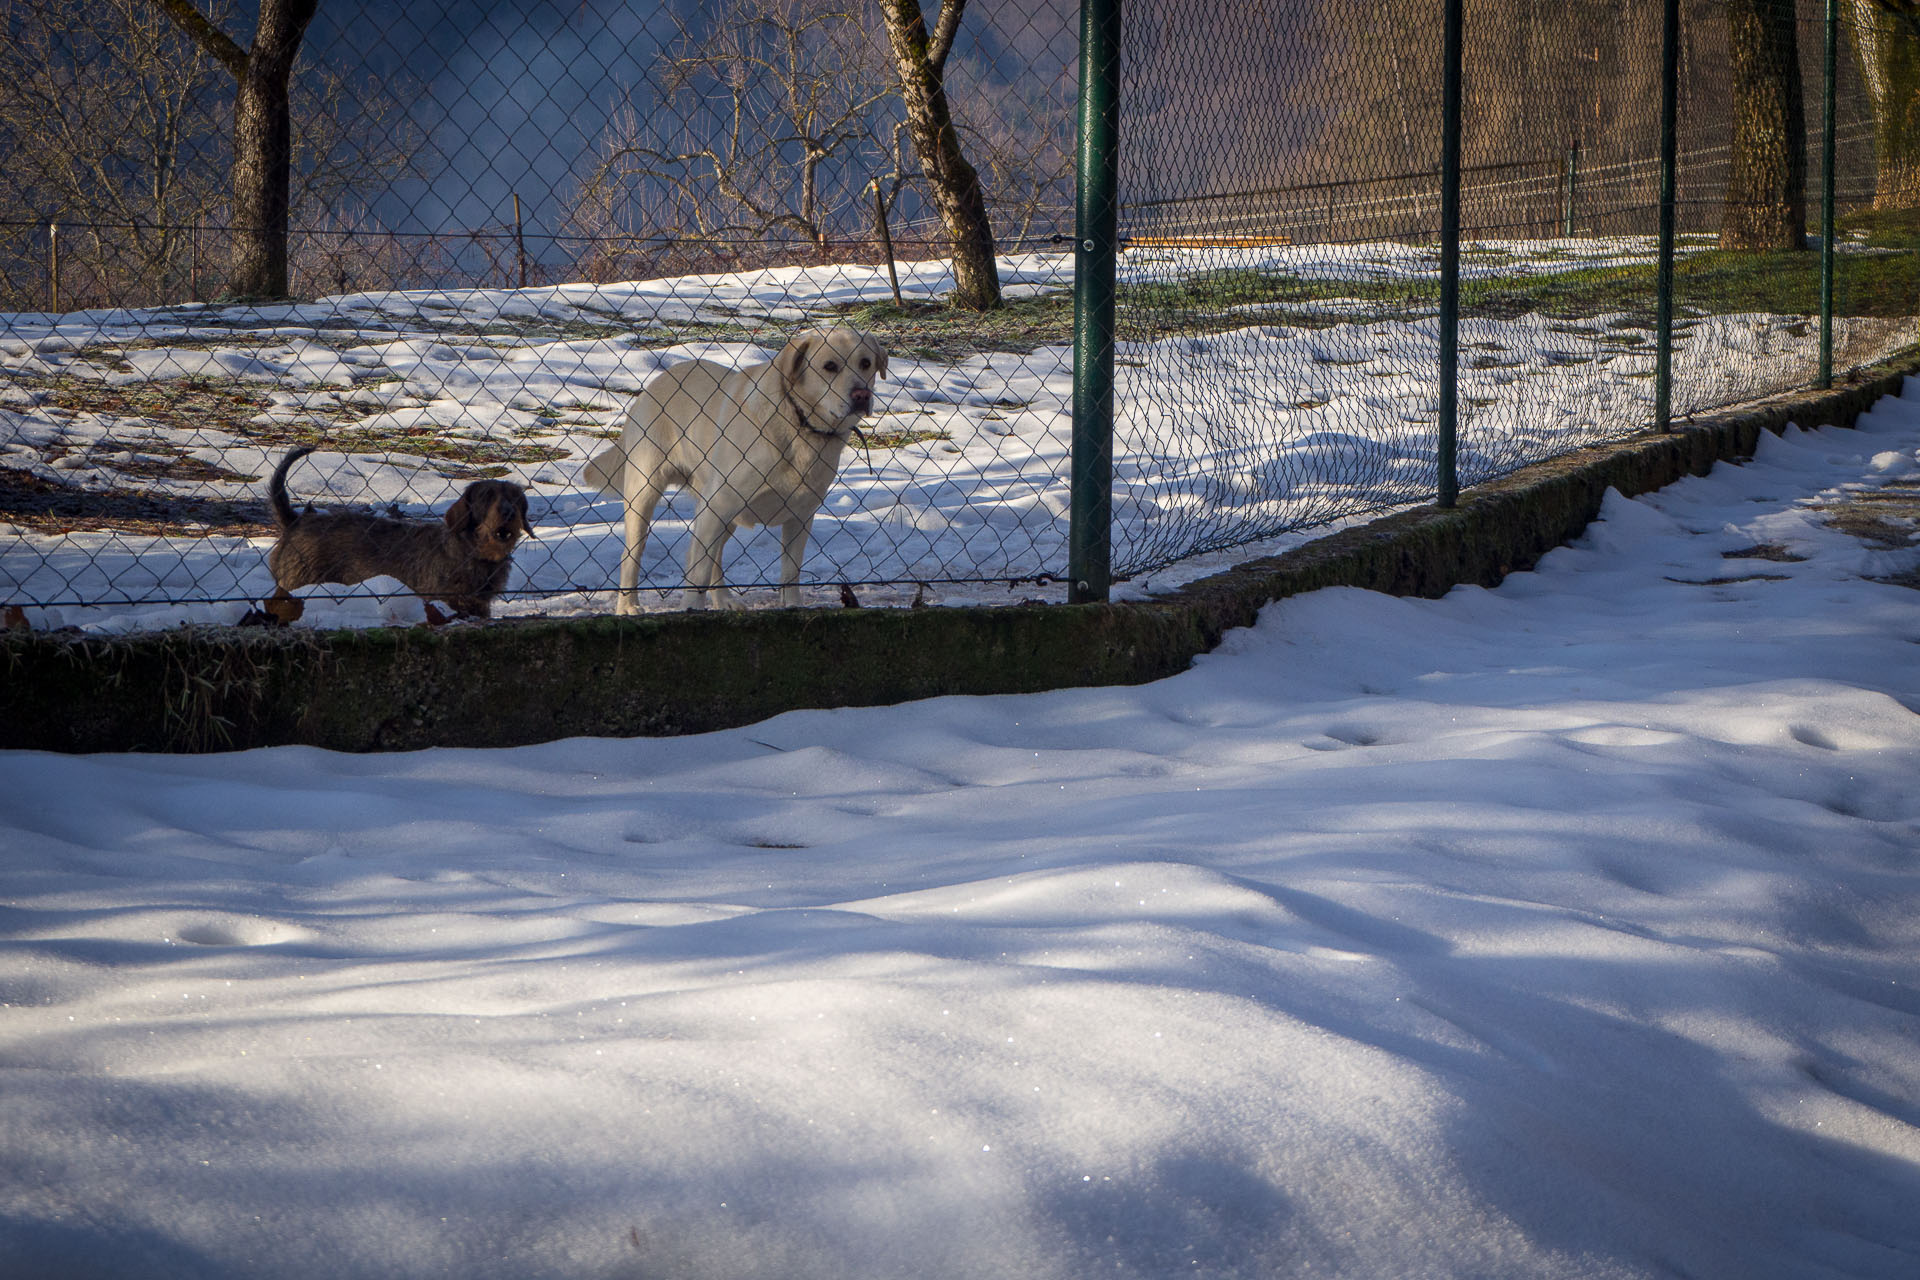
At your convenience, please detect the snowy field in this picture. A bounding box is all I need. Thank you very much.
[3,238,1910,632]
[3,382,1918,1279]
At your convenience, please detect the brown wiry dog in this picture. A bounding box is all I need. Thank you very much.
[264,445,532,621]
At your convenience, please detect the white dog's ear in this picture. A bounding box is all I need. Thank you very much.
[784,335,813,383]
[873,343,888,380]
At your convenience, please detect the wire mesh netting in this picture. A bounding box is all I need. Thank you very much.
[1,0,1914,632]
[1108,0,1919,578]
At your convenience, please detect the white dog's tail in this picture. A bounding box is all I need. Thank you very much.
[581,447,623,494]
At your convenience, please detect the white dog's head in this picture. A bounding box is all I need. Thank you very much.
[780,327,888,436]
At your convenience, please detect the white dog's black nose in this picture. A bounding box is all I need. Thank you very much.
[850,387,872,413]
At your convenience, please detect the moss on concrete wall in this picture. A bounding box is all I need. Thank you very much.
[6,356,1915,754]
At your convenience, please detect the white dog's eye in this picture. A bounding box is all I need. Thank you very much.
[859,357,872,370]
[824,360,840,374]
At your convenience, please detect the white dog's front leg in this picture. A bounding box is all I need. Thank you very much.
[778,517,814,608]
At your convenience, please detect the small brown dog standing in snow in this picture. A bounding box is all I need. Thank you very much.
[264,444,532,621]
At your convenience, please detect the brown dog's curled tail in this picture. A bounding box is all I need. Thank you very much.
[269,445,317,530]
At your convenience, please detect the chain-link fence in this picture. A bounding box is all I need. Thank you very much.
[2,0,1914,632]
[1102,0,1917,584]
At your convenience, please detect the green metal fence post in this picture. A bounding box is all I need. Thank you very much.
[1820,0,1837,388]
[1070,0,1121,604]
[1655,0,1679,431]
[1437,0,1462,508]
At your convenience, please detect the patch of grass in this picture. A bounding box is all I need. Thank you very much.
[30,438,256,485]
[857,408,952,450]
[108,447,254,484]
[1847,206,1920,249]
[1459,232,1919,322]
[36,373,276,425]
[1668,242,1920,318]
[18,371,570,481]
[112,335,282,353]
[244,422,571,478]
[1119,268,1433,336]
[1105,237,1920,337]
[1122,269,1305,313]
[831,293,1076,358]
[861,426,951,450]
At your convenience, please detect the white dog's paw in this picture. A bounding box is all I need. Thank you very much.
[711,589,747,611]
[614,593,640,617]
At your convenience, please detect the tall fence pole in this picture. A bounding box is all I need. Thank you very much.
[1071,0,1121,603]
[48,222,60,313]
[1819,0,1838,388]
[1655,0,1680,431]
[1437,0,1462,508]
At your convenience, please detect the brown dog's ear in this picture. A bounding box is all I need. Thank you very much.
[515,492,536,538]
[784,334,813,384]
[444,492,475,535]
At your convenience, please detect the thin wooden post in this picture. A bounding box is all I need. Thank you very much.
[48,222,59,313]
[513,194,529,290]
[873,183,904,307]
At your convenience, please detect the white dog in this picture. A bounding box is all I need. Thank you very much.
[583,326,887,612]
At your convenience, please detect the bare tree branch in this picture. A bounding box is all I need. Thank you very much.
[145,0,247,76]
[928,0,963,73]
[567,0,894,267]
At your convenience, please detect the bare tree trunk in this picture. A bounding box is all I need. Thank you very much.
[1721,0,1808,249]
[879,0,1002,310]
[149,0,319,298]
[1847,0,1920,209]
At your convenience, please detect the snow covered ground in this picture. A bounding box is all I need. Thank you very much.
[3,381,1918,1279]
[4,239,1909,632]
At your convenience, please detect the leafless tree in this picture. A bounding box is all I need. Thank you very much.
[0,0,228,306]
[878,0,1002,309]
[148,0,320,299]
[1721,0,1809,248]
[1848,0,1920,209]
[949,60,1072,251]
[0,0,435,308]
[570,0,895,273]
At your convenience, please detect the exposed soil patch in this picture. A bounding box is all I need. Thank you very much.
[1722,543,1808,562]
[1814,478,1920,588]
[1666,572,1792,585]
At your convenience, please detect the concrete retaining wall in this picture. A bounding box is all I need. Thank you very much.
[6,356,1915,754]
